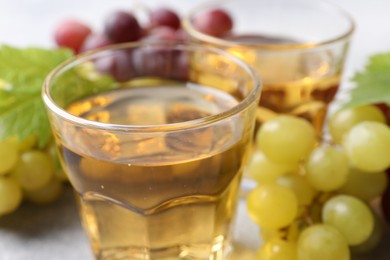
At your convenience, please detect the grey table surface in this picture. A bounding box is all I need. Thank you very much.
[0,186,261,260]
[1,0,390,259]
[0,186,389,260]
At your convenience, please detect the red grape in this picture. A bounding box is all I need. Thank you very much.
[149,8,181,30]
[54,19,92,53]
[171,50,189,81]
[80,34,113,53]
[104,11,141,43]
[192,8,233,37]
[132,47,171,78]
[143,26,177,42]
[175,29,188,41]
[95,50,134,82]
[132,45,189,81]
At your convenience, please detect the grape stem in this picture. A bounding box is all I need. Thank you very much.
[303,210,314,226]
[301,192,333,226]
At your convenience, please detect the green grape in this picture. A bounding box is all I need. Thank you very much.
[258,238,297,260]
[276,175,316,206]
[297,224,350,260]
[24,177,63,205]
[338,168,388,202]
[247,183,298,229]
[12,150,53,191]
[0,139,19,175]
[305,145,349,192]
[247,151,297,184]
[343,121,390,172]
[16,135,37,151]
[0,177,23,216]
[256,116,317,164]
[350,212,384,254]
[322,195,374,246]
[328,105,386,144]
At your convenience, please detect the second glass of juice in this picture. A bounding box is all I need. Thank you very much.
[43,42,261,259]
[183,0,355,132]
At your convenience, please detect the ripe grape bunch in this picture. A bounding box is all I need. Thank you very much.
[54,7,183,54]
[53,6,233,83]
[0,137,66,216]
[246,104,390,260]
[54,6,232,54]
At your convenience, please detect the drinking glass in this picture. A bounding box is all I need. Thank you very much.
[183,0,355,132]
[42,41,261,259]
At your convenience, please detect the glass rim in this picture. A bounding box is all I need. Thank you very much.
[42,41,261,133]
[182,0,355,51]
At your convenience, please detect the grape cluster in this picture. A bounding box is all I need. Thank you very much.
[54,7,184,54]
[54,8,174,53]
[246,105,390,259]
[54,6,234,54]
[53,7,235,84]
[0,137,65,216]
[54,7,192,82]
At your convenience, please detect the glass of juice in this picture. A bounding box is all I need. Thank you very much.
[42,41,261,259]
[182,0,355,132]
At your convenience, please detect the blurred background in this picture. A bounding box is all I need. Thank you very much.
[1,0,390,80]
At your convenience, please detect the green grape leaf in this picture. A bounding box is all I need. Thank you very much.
[0,45,115,148]
[0,45,73,148]
[344,52,390,108]
[0,46,72,94]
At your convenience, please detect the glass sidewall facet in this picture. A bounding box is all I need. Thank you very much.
[43,42,261,259]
